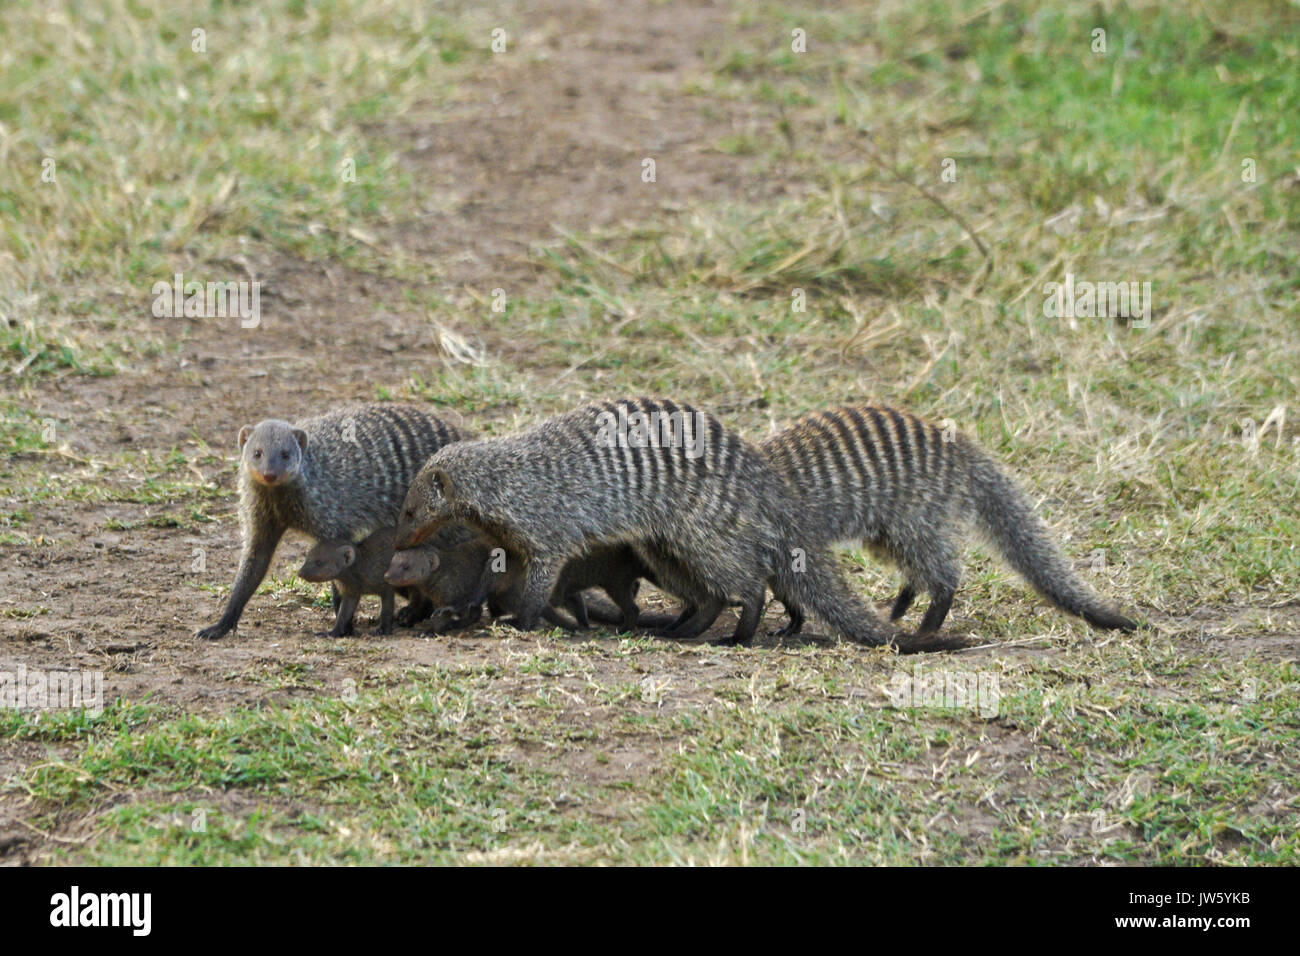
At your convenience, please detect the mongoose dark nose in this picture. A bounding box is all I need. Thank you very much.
[254,469,282,486]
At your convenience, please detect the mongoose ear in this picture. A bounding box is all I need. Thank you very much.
[341,545,356,566]
[293,428,308,452]
[426,550,440,572]
[238,426,253,449]
[433,469,453,499]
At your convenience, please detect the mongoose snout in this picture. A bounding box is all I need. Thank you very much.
[238,420,306,487]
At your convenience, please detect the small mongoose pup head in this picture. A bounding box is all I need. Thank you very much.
[299,540,357,583]
[239,419,308,487]
[385,547,438,588]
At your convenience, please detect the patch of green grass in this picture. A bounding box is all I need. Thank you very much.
[0,0,486,376]
[12,642,1295,864]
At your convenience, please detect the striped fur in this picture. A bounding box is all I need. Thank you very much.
[395,397,909,648]
[760,405,1136,634]
[197,403,469,639]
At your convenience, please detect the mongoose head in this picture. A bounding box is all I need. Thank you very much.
[384,547,438,588]
[395,460,459,548]
[299,539,356,583]
[239,419,308,487]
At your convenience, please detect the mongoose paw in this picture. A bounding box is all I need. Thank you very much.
[196,623,233,641]
[710,636,753,648]
[768,622,802,637]
[395,602,433,627]
[375,624,394,636]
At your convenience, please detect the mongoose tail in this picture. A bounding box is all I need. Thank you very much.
[965,446,1137,632]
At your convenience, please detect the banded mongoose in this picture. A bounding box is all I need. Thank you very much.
[299,527,413,636]
[196,403,470,640]
[393,397,929,650]
[385,523,652,632]
[759,404,1137,635]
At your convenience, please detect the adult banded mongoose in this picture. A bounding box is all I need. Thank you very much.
[196,403,470,640]
[385,523,652,632]
[759,404,1137,636]
[299,527,414,636]
[393,397,930,650]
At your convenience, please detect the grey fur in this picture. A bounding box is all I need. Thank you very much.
[760,404,1137,634]
[197,403,470,639]
[394,397,922,649]
[299,527,403,637]
[386,523,650,632]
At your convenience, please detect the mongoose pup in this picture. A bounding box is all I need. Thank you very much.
[394,397,922,649]
[760,404,1137,635]
[299,527,414,636]
[385,524,651,632]
[196,403,470,640]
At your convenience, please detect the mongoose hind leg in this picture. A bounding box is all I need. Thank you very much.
[890,584,917,621]
[891,528,960,636]
[916,588,955,636]
[539,606,581,631]
[770,604,805,637]
[714,587,767,647]
[656,598,725,641]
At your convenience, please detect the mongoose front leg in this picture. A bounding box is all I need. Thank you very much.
[330,592,360,637]
[197,524,285,640]
[331,582,341,613]
[504,558,565,630]
[891,584,917,621]
[423,604,483,636]
[395,593,433,626]
[377,589,396,635]
[565,592,591,629]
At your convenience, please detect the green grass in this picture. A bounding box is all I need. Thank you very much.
[0,0,484,374]
[7,642,1296,864]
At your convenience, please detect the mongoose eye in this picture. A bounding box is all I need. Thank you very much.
[252,449,262,459]
[281,450,289,460]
